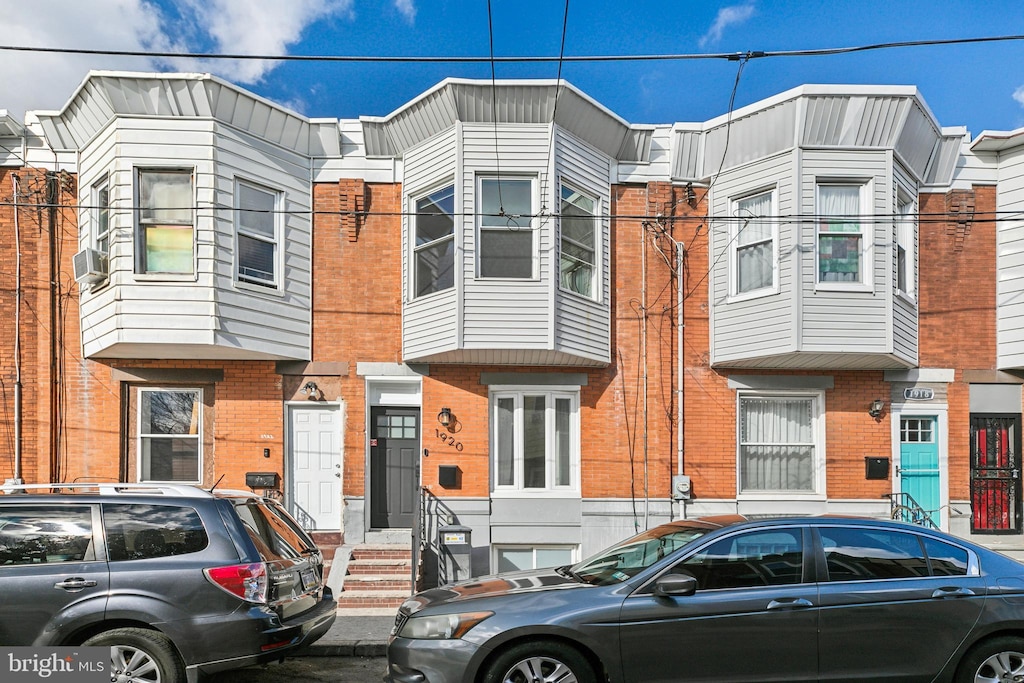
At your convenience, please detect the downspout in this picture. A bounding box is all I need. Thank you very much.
[11,173,23,484]
[641,219,649,530]
[676,241,685,512]
[46,172,60,482]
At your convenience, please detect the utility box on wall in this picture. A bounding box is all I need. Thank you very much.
[864,458,890,480]
[438,524,472,583]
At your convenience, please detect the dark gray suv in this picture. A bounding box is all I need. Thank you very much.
[0,482,336,683]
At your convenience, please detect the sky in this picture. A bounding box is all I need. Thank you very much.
[3,0,1024,138]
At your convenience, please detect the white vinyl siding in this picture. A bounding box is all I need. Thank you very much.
[996,145,1024,369]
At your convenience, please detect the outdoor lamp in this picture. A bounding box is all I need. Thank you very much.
[868,399,885,419]
[438,407,453,428]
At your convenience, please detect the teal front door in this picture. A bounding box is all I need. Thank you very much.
[899,416,940,526]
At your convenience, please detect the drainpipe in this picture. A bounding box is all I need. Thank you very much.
[676,241,685,510]
[10,173,23,484]
[641,219,649,530]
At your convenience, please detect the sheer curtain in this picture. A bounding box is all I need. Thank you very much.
[818,185,862,283]
[736,192,773,293]
[740,397,814,491]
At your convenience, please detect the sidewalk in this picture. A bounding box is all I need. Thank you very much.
[300,608,398,657]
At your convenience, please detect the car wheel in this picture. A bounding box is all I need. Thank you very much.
[956,636,1024,683]
[482,641,596,683]
[84,627,185,683]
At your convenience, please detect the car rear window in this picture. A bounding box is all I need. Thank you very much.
[232,500,316,561]
[102,503,208,561]
[0,505,94,565]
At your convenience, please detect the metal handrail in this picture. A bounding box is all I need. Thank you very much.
[883,492,939,529]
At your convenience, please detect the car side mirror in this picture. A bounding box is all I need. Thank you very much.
[653,573,697,597]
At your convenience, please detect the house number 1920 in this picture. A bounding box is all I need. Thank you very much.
[435,429,464,451]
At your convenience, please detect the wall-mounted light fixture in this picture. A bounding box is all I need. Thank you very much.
[301,381,318,395]
[868,399,885,419]
[437,407,453,428]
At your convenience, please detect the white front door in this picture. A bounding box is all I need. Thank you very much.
[288,404,342,530]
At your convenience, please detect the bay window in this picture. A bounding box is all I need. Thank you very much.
[817,183,868,285]
[137,169,194,274]
[896,195,916,297]
[559,182,598,299]
[413,184,455,297]
[492,389,578,492]
[93,178,111,255]
[732,189,775,295]
[138,388,201,482]
[479,177,534,279]
[235,180,280,288]
[738,392,823,495]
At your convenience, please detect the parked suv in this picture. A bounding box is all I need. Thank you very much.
[0,482,336,683]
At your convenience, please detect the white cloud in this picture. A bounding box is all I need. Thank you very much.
[699,3,756,48]
[394,0,416,24]
[1014,85,1024,108]
[0,0,353,119]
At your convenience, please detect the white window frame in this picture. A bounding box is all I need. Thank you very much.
[736,390,826,500]
[729,187,778,299]
[490,386,580,496]
[411,182,456,299]
[815,180,873,291]
[234,178,282,291]
[92,177,111,255]
[137,387,203,484]
[558,179,600,301]
[476,175,538,280]
[135,168,195,276]
[896,193,916,301]
[492,545,578,572]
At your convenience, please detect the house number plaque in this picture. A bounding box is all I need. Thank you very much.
[903,387,934,401]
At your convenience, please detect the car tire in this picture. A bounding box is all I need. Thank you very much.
[84,627,185,683]
[482,641,596,683]
[956,636,1024,683]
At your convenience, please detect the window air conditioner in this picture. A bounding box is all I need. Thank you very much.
[73,248,109,285]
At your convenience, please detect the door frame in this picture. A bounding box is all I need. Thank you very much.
[891,403,948,529]
[364,378,422,533]
[284,400,344,530]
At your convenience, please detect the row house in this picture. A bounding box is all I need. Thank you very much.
[1,71,1023,592]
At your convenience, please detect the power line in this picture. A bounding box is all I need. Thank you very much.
[1,33,1022,64]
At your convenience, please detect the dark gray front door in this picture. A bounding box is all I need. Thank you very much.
[370,407,419,529]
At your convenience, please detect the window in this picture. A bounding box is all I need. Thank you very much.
[0,506,94,565]
[236,180,280,288]
[820,527,930,581]
[675,529,804,589]
[413,184,455,297]
[138,388,201,482]
[732,190,775,295]
[495,545,576,572]
[817,183,868,284]
[93,179,111,255]
[896,195,915,297]
[492,389,578,492]
[102,504,208,561]
[738,393,822,494]
[479,177,534,278]
[137,169,194,274]
[560,182,598,299]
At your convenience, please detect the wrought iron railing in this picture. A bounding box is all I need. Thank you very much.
[412,486,458,591]
[883,492,939,529]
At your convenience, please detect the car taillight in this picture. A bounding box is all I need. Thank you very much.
[204,562,268,603]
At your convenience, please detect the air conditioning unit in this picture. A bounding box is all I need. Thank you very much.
[73,248,109,285]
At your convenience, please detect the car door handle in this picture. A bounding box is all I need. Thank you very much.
[54,578,98,592]
[767,598,813,610]
[932,587,975,599]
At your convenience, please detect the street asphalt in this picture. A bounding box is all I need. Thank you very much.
[300,610,397,657]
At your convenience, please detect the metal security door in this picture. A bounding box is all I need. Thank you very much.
[288,405,342,530]
[970,414,1022,534]
[899,417,940,527]
[369,406,419,529]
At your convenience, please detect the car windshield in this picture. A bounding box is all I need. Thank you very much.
[570,524,711,585]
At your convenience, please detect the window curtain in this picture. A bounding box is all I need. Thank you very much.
[818,186,861,282]
[740,397,814,491]
[736,193,772,292]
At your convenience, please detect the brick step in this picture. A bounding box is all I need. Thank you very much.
[347,559,411,575]
[335,589,409,609]
[343,575,413,590]
[351,550,413,561]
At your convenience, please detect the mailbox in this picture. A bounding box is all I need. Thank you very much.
[864,458,890,480]
[245,472,280,489]
[438,524,472,584]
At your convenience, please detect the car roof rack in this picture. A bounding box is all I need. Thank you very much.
[0,482,212,498]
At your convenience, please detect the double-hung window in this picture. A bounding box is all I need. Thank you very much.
[559,182,598,299]
[413,184,455,297]
[817,183,868,285]
[138,388,201,483]
[492,389,579,492]
[732,189,775,295]
[236,180,280,288]
[738,392,823,495]
[137,169,194,274]
[93,178,111,255]
[896,195,916,298]
[479,176,534,279]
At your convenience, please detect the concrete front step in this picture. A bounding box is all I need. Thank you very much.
[347,558,411,575]
[343,575,413,590]
[335,589,410,609]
